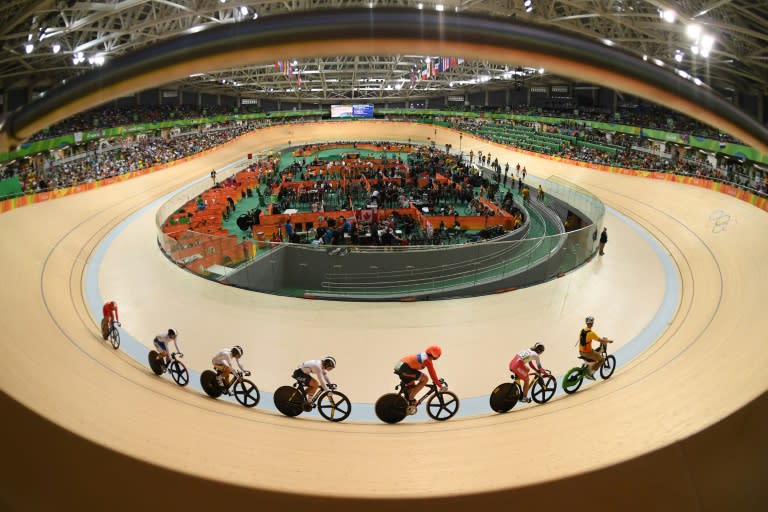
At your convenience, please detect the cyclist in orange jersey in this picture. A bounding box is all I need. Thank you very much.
[394,345,445,405]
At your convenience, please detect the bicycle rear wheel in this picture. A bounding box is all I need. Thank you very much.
[109,327,120,350]
[531,375,557,403]
[317,390,352,422]
[200,370,223,398]
[233,379,260,408]
[375,393,407,424]
[562,368,584,394]
[427,391,460,421]
[489,382,519,413]
[147,350,164,376]
[274,385,304,417]
[600,355,617,379]
[169,361,189,386]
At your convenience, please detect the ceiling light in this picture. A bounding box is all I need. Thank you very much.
[700,34,715,51]
[417,3,423,9]
[701,48,710,58]
[538,68,544,74]
[653,58,664,67]
[674,51,683,63]
[435,4,444,11]
[661,9,676,23]
[691,45,699,56]
[24,44,34,54]
[51,43,60,54]
[240,6,248,15]
[686,24,701,40]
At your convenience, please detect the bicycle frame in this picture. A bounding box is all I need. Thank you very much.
[398,380,440,406]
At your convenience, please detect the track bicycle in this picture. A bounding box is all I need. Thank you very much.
[562,344,616,394]
[489,369,557,413]
[273,376,352,422]
[106,320,121,349]
[200,367,260,407]
[148,351,189,386]
[375,378,459,424]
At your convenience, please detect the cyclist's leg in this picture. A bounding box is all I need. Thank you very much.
[153,338,169,364]
[101,317,110,340]
[521,374,532,398]
[214,364,231,386]
[581,352,602,375]
[305,377,320,401]
[410,373,428,401]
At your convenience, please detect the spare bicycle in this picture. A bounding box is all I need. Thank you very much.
[375,378,459,424]
[273,378,351,422]
[562,344,616,394]
[200,368,260,407]
[148,351,189,386]
[489,370,557,413]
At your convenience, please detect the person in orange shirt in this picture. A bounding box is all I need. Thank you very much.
[394,345,445,411]
[579,316,613,379]
[101,301,119,340]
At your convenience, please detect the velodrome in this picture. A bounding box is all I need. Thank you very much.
[2,120,767,509]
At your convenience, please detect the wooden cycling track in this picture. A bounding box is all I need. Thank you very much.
[1,122,766,510]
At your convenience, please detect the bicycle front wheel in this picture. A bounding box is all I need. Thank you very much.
[233,379,260,408]
[600,355,617,379]
[427,391,460,421]
[317,390,352,422]
[169,361,189,387]
[109,327,120,350]
[531,375,557,404]
[562,368,584,394]
[375,393,407,424]
[489,382,519,413]
[273,385,304,417]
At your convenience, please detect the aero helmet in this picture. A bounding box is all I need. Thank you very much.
[323,356,337,369]
[232,345,244,358]
[167,328,178,337]
[532,342,545,353]
[425,345,443,359]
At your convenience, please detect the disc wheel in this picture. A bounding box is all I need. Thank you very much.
[200,370,223,398]
[233,379,260,408]
[531,375,557,404]
[317,390,352,422]
[427,391,460,421]
[562,367,584,394]
[274,385,304,417]
[489,382,519,413]
[600,355,617,379]
[169,361,189,387]
[147,350,164,376]
[109,327,120,350]
[375,393,408,424]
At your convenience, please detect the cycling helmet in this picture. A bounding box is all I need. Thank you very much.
[323,356,336,369]
[585,316,595,324]
[167,328,177,337]
[531,342,545,353]
[425,345,442,359]
[232,345,244,358]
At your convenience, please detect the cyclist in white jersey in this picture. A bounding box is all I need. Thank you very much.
[508,343,548,403]
[292,357,337,402]
[212,345,247,387]
[153,329,182,367]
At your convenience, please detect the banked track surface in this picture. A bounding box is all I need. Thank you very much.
[1,122,766,510]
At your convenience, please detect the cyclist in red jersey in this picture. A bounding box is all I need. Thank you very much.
[394,345,445,406]
[101,301,119,340]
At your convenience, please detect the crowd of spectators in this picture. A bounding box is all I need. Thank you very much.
[2,103,766,200]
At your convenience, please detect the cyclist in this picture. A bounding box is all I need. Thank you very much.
[579,316,613,380]
[101,301,119,340]
[212,345,248,388]
[153,329,182,368]
[293,356,337,403]
[394,345,445,413]
[509,342,549,403]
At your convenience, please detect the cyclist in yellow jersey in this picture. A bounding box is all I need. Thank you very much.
[579,316,613,380]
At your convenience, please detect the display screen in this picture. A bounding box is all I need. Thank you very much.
[331,104,374,118]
